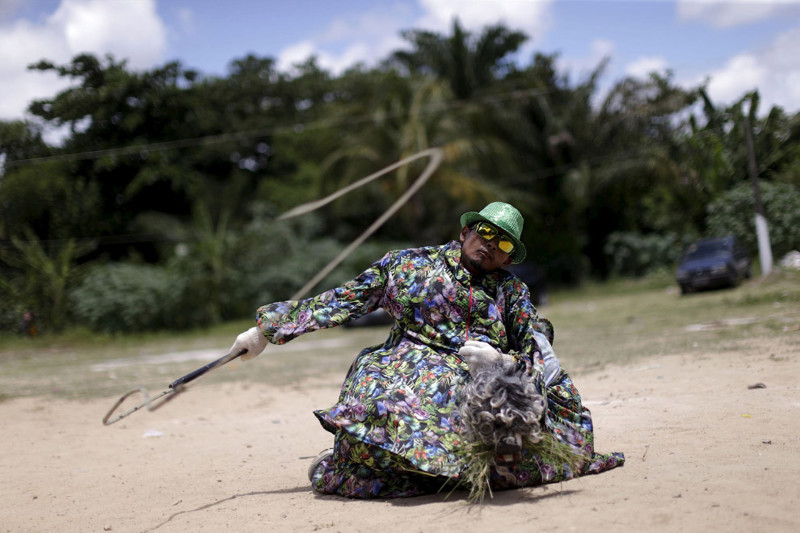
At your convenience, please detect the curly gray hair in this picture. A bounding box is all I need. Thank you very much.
[458,362,545,456]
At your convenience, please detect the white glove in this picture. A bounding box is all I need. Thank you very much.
[533,331,562,386]
[458,340,515,376]
[230,327,268,361]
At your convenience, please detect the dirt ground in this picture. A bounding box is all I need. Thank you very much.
[2,333,799,533]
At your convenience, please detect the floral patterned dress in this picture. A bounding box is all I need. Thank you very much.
[257,241,624,498]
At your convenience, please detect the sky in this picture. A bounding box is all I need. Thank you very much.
[2,0,800,129]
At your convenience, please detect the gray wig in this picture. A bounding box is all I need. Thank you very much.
[458,362,545,456]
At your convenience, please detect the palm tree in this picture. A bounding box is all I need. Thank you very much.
[0,228,94,331]
[314,73,499,244]
[391,19,527,100]
[304,21,533,244]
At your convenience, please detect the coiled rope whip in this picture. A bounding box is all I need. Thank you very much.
[102,147,443,425]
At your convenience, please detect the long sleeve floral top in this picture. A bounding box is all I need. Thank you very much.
[256,240,566,477]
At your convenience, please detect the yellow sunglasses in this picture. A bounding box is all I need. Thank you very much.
[473,221,516,255]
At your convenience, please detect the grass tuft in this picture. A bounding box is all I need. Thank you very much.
[450,434,582,504]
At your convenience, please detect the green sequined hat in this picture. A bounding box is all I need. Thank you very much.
[460,202,526,264]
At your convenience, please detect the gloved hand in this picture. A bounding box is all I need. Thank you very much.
[458,340,515,376]
[230,327,268,361]
[532,330,562,386]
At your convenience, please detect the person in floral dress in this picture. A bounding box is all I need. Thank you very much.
[230,202,624,498]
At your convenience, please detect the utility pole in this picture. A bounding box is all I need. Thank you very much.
[743,115,773,276]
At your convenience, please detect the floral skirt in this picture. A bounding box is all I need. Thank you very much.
[311,358,624,499]
[311,430,624,499]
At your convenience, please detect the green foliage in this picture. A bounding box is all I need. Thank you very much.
[0,275,26,333]
[0,228,93,332]
[0,306,22,333]
[67,204,399,334]
[233,203,348,304]
[0,162,101,241]
[0,120,48,164]
[391,19,527,99]
[1,20,799,336]
[706,180,800,257]
[603,231,690,277]
[70,262,188,333]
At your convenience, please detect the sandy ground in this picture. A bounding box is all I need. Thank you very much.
[2,334,799,533]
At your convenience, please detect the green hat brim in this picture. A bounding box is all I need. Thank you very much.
[460,212,526,264]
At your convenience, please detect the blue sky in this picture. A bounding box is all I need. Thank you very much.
[2,0,800,126]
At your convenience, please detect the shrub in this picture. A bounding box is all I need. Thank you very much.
[71,263,198,333]
[604,231,690,277]
[706,181,800,257]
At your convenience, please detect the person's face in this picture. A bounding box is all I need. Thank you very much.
[459,223,513,276]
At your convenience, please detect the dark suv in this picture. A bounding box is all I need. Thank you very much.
[676,236,752,294]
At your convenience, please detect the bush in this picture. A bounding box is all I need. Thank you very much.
[71,263,200,333]
[232,205,410,307]
[604,231,690,277]
[0,303,24,334]
[706,181,800,257]
[68,208,401,332]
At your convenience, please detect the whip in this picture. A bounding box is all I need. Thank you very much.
[102,348,246,425]
[102,147,443,425]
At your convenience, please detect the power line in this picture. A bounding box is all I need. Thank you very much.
[3,86,557,168]
[4,83,721,169]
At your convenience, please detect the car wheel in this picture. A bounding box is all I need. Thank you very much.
[680,284,691,295]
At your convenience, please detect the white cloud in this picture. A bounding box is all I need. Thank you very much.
[417,0,555,65]
[323,42,374,73]
[677,0,797,28]
[277,8,408,74]
[278,41,319,71]
[277,0,554,76]
[416,0,553,37]
[704,25,800,112]
[626,56,669,78]
[0,18,71,120]
[558,38,615,79]
[51,0,166,69]
[706,54,766,100]
[279,40,386,75]
[0,0,167,121]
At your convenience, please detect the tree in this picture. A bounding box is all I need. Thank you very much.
[573,72,701,277]
[0,161,102,243]
[0,228,93,332]
[22,55,204,260]
[0,119,49,171]
[309,67,504,246]
[707,181,800,258]
[313,21,532,246]
[391,19,527,99]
